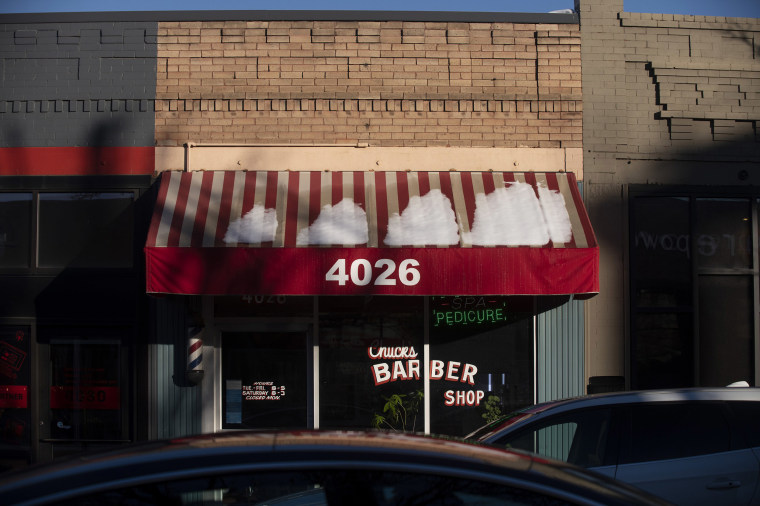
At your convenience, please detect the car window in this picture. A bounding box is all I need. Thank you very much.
[492,408,613,468]
[728,401,760,448]
[621,402,730,464]
[57,469,576,506]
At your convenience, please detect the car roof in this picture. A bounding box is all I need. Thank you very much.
[526,387,760,414]
[0,430,669,506]
[467,387,760,441]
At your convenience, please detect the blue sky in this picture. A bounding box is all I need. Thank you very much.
[1,0,758,17]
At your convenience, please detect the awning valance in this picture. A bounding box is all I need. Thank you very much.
[145,171,598,296]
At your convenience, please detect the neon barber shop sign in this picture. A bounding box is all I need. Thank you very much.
[368,346,485,406]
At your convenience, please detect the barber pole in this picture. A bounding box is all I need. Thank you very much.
[186,326,204,384]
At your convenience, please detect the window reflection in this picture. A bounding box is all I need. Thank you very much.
[695,198,752,269]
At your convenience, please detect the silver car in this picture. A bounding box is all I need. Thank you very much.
[467,388,760,506]
[0,430,669,505]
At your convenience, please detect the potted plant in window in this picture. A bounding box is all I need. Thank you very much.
[372,390,424,432]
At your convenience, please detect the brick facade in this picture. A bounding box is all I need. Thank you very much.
[579,0,760,385]
[0,22,157,148]
[155,20,581,148]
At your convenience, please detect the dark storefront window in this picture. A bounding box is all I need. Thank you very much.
[38,192,134,268]
[429,297,534,437]
[695,198,752,269]
[631,192,756,389]
[631,196,692,308]
[0,185,140,272]
[319,297,424,431]
[0,194,32,269]
[0,325,31,469]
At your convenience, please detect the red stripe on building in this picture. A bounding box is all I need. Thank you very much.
[0,147,154,176]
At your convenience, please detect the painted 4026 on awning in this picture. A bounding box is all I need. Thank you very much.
[145,171,598,297]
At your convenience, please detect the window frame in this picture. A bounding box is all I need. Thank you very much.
[0,176,151,275]
[628,185,760,388]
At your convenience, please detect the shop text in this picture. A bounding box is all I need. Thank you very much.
[432,297,508,327]
[368,348,485,407]
[444,389,485,406]
[368,346,419,359]
[326,258,420,286]
[434,309,505,326]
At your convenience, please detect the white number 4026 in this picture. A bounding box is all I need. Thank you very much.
[325,259,421,286]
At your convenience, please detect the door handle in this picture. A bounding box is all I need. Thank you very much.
[706,479,741,490]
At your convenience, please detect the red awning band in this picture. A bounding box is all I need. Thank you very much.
[145,170,598,296]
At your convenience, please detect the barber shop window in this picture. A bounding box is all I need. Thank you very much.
[429,296,534,437]
[630,190,756,389]
[318,297,424,431]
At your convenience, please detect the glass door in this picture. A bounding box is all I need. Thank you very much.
[37,327,130,462]
[222,331,310,429]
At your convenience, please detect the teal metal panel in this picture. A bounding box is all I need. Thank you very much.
[536,297,585,404]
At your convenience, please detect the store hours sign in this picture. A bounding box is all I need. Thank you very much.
[368,346,485,407]
[243,382,286,400]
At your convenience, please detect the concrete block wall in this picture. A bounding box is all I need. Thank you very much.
[578,0,760,384]
[0,22,157,148]
[155,20,581,147]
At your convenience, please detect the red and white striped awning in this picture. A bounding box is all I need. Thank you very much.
[145,171,598,296]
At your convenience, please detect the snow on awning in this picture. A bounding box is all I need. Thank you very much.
[144,171,598,296]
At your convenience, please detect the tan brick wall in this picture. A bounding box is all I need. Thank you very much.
[155,20,581,147]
